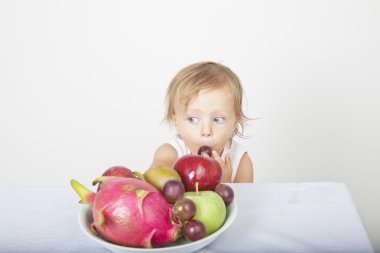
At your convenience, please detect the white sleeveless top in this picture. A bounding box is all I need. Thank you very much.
[168,136,247,181]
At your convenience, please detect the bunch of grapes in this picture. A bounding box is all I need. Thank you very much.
[162,180,205,241]
[160,146,235,242]
[173,198,205,241]
[163,180,234,242]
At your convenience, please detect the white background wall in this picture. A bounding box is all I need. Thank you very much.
[1,0,379,251]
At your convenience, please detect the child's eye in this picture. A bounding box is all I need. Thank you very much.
[187,117,199,124]
[213,117,225,124]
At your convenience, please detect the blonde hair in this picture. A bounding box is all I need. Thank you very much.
[164,61,250,138]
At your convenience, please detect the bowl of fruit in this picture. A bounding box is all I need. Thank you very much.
[72,146,237,253]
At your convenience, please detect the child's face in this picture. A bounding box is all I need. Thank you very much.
[172,86,237,155]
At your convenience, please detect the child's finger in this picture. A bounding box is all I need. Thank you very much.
[212,150,225,166]
[225,154,232,172]
[226,154,233,167]
[201,152,210,158]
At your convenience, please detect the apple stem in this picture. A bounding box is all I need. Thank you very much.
[196,182,199,195]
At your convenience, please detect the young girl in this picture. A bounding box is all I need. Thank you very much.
[149,61,253,183]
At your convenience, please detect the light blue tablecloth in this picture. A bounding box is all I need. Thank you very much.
[0,183,374,252]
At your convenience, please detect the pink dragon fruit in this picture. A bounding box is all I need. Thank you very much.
[70,176,181,248]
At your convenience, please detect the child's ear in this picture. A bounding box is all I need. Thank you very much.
[234,116,240,127]
[234,117,241,132]
[170,114,178,128]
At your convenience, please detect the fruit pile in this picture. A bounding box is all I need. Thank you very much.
[70,146,234,248]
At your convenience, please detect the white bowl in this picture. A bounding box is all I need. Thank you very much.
[78,201,237,253]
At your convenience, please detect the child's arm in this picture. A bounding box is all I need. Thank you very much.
[148,143,178,169]
[234,153,254,183]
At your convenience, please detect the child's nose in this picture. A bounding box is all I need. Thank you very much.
[201,123,212,137]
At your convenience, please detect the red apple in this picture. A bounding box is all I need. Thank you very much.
[173,154,222,191]
[97,166,134,191]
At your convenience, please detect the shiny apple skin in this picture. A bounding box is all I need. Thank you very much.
[174,155,222,191]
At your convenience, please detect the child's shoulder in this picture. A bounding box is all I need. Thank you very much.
[154,143,178,157]
[152,143,178,167]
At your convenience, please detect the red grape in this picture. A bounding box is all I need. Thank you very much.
[163,180,185,203]
[197,146,212,157]
[97,166,134,191]
[215,183,234,207]
[173,198,196,222]
[183,220,206,241]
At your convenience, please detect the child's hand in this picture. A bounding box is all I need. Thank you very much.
[212,150,233,183]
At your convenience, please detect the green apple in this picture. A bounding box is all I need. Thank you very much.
[184,190,226,236]
[143,166,182,191]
